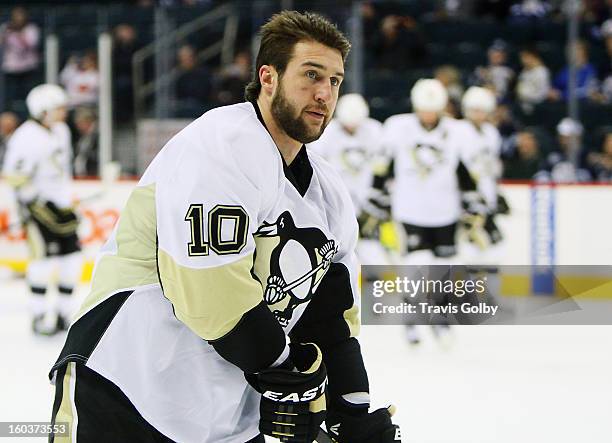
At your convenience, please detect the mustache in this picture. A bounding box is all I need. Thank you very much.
[304,105,328,115]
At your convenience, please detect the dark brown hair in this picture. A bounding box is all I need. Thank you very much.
[244,10,351,102]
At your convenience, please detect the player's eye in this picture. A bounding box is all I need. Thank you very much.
[330,77,340,87]
[306,70,318,80]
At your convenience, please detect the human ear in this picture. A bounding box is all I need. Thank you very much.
[259,65,277,96]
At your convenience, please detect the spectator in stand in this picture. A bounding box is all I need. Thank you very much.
[537,118,591,182]
[112,24,138,122]
[73,107,99,177]
[370,15,428,70]
[594,19,612,102]
[175,44,211,114]
[516,47,551,111]
[60,51,100,109]
[502,130,543,179]
[549,40,598,101]
[0,112,20,167]
[0,7,40,112]
[434,65,464,117]
[471,39,515,103]
[509,0,553,22]
[586,131,612,181]
[214,50,250,106]
[361,2,380,49]
[492,103,520,152]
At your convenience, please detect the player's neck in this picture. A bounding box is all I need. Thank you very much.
[257,98,302,165]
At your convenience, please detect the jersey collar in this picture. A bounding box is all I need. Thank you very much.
[249,100,313,197]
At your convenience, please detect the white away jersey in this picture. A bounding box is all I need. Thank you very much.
[2,120,73,207]
[308,118,384,213]
[455,120,502,210]
[384,113,463,227]
[50,102,360,443]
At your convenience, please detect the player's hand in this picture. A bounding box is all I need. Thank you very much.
[461,191,488,216]
[358,189,391,239]
[245,343,327,443]
[326,405,402,443]
[496,193,510,215]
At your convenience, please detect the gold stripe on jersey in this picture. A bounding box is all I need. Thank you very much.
[343,304,360,338]
[29,203,78,235]
[2,173,30,188]
[157,249,263,341]
[53,362,75,443]
[76,184,158,320]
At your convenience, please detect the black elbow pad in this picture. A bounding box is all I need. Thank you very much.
[209,301,287,373]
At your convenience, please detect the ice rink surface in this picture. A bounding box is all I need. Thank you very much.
[1,279,611,443]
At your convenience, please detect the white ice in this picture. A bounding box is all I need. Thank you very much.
[1,278,611,443]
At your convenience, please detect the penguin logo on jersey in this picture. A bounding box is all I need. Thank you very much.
[253,211,337,327]
[340,146,368,175]
[411,143,444,178]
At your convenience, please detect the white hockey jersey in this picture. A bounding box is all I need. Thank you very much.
[2,120,73,208]
[455,120,502,210]
[50,102,360,443]
[383,114,464,227]
[307,118,385,213]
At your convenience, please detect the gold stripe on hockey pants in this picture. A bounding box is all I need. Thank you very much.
[52,362,79,442]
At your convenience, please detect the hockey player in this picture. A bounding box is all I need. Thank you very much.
[383,79,467,265]
[382,79,474,343]
[49,11,400,443]
[457,86,507,255]
[308,93,390,266]
[1,84,82,335]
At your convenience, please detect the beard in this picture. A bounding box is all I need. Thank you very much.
[271,79,329,144]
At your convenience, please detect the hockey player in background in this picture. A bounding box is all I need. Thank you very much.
[383,79,467,265]
[1,84,81,335]
[457,86,508,258]
[308,93,391,267]
[382,79,476,343]
[49,11,400,443]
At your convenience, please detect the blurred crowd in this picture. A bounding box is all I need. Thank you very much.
[1,1,612,181]
[360,0,612,182]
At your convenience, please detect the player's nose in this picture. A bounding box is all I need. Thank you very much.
[314,81,333,104]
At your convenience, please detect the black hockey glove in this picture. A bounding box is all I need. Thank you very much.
[484,214,503,244]
[358,189,391,239]
[496,193,510,215]
[246,343,327,443]
[326,405,402,443]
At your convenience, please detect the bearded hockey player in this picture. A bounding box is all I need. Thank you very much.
[2,84,82,335]
[457,86,507,256]
[49,11,400,443]
[308,93,390,266]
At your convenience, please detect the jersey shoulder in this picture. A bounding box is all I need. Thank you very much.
[146,102,283,187]
[363,117,383,130]
[383,113,413,129]
[308,150,358,240]
[362,117,383,136]
[309,149,353,203]
[51,122,72,146]
[9,121,48,147]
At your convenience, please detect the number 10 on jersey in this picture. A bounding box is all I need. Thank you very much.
[184,204,249,256]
